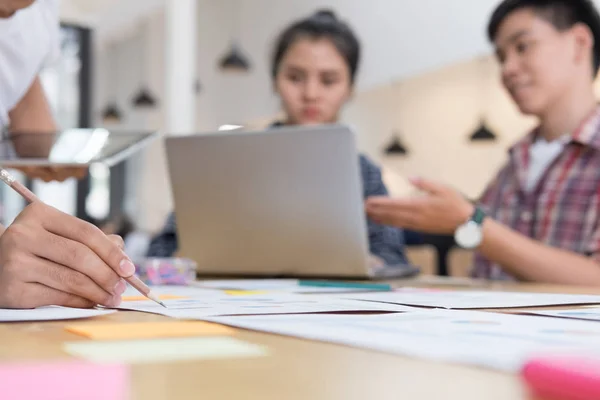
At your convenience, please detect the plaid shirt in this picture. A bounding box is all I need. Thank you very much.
[147,154,409,266]
[472,106,600,280]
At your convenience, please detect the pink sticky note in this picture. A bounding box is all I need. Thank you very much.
[0,361,129,400]
[522,356,600,400]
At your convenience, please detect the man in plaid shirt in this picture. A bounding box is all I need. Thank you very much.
[367,0,600,285]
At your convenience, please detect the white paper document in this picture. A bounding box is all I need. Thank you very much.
[527,307,600,322]
[206,309,600,372]
[345,289,600,309]
[0,306,116,322]
[193,279,299,290]
[122,284,220,298]
[192,279,369,294]
[116,292,418,318]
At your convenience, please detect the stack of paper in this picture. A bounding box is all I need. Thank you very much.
[526,308,600,322]
[193,279,375,294]
[344,290,600,309]
[0,306,116,322]
[206,309,600,372]
[115,292,418,318]
[122,284,219,298]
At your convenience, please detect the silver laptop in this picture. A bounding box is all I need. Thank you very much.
[165,124,419,279]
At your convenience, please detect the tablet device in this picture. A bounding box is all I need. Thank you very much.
[0,129,159,168]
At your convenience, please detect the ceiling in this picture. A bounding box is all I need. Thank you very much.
[60,0,165,43]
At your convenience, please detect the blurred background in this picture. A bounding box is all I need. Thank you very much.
[11,0,600,273]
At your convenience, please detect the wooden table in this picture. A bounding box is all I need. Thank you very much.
[1,277,597,400]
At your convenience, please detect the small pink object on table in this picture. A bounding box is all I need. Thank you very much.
[136,257,197,285]
[0,361,129,400]
[522,356,600,400]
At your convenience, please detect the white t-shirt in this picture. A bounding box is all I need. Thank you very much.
[0,0,60,128]
[525,134,569,192]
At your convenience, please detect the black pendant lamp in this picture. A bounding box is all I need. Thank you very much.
[131,19,158,109]
[469,119,497,141]
[470,57,498,142]
[384,132,409,155]
[219,0,251,73]
[219,42,251,72]
[102,102,122,124]
[102,44,124,124]
[132,87,157,108]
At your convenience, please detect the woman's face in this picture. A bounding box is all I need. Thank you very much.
[275,37,353,126]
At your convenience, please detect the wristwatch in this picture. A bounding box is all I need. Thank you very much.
[454,207,486,249]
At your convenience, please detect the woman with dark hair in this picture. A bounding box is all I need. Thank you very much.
[149,10,409,267]
[270,10,360,126]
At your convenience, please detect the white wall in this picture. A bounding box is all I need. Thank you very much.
[343,55,537,199]
[92,0,600,130]
[61,0,165,44]
[94,10,171,232]
[238,0,502,90]
[194,0,506,130]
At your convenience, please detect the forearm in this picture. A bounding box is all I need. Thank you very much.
[478,218,600,285]
[8,77,57,133]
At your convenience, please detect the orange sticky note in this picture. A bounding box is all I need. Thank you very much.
[65,321,234,340]
[224,290,270,296]
[121,294,188,302]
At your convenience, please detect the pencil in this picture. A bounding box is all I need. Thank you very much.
[0,167,166,308]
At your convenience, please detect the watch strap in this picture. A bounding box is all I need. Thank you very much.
[471,207,485,225]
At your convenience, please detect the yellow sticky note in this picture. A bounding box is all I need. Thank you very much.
[223,290,270,296]
[121,294,188,302]
[63,337,268,364]
[65,321,234,340]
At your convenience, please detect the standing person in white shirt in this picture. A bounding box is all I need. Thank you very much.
[0,0,83,181]
[0,0,58,136]
[0,0,136,309]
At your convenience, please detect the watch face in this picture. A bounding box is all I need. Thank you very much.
[455,221,483,249]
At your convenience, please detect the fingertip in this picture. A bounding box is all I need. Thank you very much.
[118,258,136,277]
[409,176,427,188]
[366,196,385,205]
[108,234,125,250]
[103,294,122,308]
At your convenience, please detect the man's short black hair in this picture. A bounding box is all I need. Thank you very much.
[487,0,600,75]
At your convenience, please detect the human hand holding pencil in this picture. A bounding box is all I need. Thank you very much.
[0,168,165,309]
